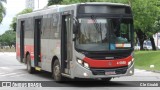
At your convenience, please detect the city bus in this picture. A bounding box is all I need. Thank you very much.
[16,2,134,82]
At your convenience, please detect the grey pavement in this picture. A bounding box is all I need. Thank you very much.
[0,52,160,90]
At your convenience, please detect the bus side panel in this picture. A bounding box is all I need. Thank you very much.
[41,39,61,72]
[24,18,35,67]
[40,14,50,71]
[41,13,61,72]
[40,39,49,71]
[24,39,34,60]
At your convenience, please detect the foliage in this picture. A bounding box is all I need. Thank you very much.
[10,8,33,31]
[47,0,116,5]
[61,0,129,4]
[132,0,160,36]
[0,30,16,47]
[0,0,6,23]
[154,16,160,34]
[17,8,33,15]
[48,0,63,5]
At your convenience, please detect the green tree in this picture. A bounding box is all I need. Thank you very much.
[0,0,6,23]
[48,0,63,5]
[132,0,160,50]
[10,8,32,31]
[48,0,102,5]
[0,30,16,48]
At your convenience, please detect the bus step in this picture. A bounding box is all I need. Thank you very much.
[61,73,71,78]
[38,62,42,67]
[35,67,41,71]
[65,68,69,74]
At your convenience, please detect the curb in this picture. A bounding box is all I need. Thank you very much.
[148,70,160,73]
[140,69,160,73]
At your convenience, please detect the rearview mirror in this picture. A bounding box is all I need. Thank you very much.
[73,17,79,34]
[73,23,78,34]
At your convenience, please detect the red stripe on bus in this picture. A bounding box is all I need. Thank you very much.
[25,45,34,60]
[83,56,132,68]
[16,44,42,61]
[16,44,20,57]
[24,45,42,61]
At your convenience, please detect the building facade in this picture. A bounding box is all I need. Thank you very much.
[25,0,35,9]
[25,0,48,10]
[153,32,160,49]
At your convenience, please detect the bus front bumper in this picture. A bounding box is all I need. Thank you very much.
[73,62,134,79]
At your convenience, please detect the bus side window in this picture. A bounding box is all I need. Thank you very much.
[47,14,52,39]
[50,14,54,39]
[42,15,46,39]
[52,14,59,39]
[42,15,50,39]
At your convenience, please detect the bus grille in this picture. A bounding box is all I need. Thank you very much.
[90,66,128,75]
[84,52,130,60]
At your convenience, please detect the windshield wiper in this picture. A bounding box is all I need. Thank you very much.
[90,15,102,42]
[91,15,100,33]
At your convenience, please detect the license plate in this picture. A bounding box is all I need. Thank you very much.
[105,71,116,75]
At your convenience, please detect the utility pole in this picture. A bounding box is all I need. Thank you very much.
[38,0,39,9]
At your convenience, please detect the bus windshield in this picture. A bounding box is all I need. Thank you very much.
[75,18,133,51]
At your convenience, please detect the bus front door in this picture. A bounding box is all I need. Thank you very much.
[61,13,72,74]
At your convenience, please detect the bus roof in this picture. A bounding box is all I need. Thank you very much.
[17,2,130,19]
[80,2,129,6]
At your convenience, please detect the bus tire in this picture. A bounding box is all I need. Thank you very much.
[52,59,64,82]
[26,54,35,74]
[101,78,112,82]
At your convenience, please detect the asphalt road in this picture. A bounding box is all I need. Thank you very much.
[0,52,160,90]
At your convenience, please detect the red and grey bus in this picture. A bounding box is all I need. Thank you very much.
[16,2,134,82]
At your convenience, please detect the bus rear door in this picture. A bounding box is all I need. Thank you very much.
[34,17,42,68]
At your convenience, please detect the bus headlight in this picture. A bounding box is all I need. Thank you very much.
[128,61,132,66]
[84,62,89,69]
[77,58,90,69]
[77,59,83,64]
[128,58,134,67]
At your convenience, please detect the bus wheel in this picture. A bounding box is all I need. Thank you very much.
[26,54,35,73]
[101,78,112,82]
[52,60,64,82]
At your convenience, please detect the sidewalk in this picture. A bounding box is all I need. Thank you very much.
[0,52,16,56]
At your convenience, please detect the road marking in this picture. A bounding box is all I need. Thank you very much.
[0,53,5,56]
[0,67,10,70]
[0,73,6,75]
[0,67,27,77]
[9,74,26,77]
[0,52,16,56]
[0,73,19,76]
[0,72,27,77]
